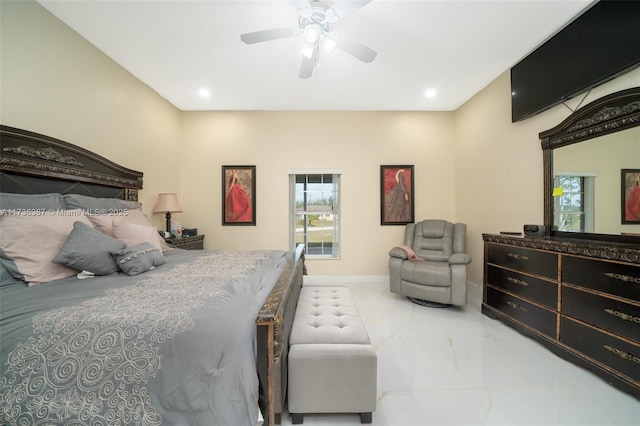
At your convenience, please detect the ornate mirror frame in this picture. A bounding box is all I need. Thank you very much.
[539,86,640,242]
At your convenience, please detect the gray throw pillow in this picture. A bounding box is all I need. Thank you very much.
[111,242,168,276]
[53,221,126,275]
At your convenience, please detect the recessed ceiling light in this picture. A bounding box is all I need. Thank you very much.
[198,88,211,99]
[425,89,437,99]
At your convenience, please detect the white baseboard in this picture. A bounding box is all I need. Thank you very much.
[303,275,388,285]
[302,276,481,296]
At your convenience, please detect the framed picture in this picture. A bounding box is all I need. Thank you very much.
[380,165,414,225]
[222,165,256,226]
[622,168,640,224]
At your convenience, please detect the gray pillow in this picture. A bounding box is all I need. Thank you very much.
[0,255,23,286]
[62,193,142,212]
[0,192,64,210]
[53,221,126,275]
[111,242,168,276]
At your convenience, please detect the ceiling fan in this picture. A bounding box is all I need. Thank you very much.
[240,0,377,78]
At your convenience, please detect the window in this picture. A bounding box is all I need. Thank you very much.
[289,171,340,258]
[554,174,595,232]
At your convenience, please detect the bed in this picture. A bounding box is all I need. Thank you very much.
[0,125,304,426]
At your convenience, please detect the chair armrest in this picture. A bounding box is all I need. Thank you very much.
[388,247,409,260]
[449,253,472,265]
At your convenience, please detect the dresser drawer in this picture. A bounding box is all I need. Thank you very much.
[562,286,640,344]
[487,244,558,279]
[561,317,640,384]
[563,256,640,301]
[487,265,558,309]
[486,287,557,338]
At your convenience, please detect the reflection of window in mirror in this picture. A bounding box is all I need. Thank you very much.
[553,173,595,232]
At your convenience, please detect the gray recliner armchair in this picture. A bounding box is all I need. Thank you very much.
[389,219,471,307]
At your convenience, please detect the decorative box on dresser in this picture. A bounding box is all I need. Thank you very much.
[482,233,640,399]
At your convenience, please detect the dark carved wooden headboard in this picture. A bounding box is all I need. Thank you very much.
[0,125,143,201]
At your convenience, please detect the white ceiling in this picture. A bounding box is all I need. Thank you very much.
[38,0,594,111]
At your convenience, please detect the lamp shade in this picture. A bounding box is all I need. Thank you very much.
[552,187,564,197]
[153,193,182,213]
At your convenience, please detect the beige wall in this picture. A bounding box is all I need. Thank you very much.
[179,111,456,276]
[2,1,638,284]
[0,0,182,223]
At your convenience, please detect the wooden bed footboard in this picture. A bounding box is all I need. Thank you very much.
[256,244,305,426]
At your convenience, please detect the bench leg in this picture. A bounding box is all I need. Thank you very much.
[291,413,304,424]
[360,412,372,423]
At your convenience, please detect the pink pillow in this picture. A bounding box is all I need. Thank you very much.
[87,209,151,236]
[112,221,164,251]
[88,210,169,251]
[0,210,92,285]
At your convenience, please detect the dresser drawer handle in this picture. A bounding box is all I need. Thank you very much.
[604,309,640,324]
[603,345,640,364]
[507,253,529,260]
[604,272,640,284]
[506,300,527,312]
[507,277,529,286]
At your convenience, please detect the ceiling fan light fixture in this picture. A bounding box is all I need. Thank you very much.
[301,43,315,59]
[303,24,321,43]
[323,39,337,54]
[322,32,338,54]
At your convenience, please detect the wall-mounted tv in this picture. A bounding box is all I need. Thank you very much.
[511,1,640,123]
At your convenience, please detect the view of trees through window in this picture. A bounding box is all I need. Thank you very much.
[554,175,585,232]
[292,173,340,257]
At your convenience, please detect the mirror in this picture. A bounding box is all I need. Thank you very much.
[540,86,640,243]
[553,127,640,234]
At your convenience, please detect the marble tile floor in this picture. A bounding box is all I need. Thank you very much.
[279,280,639,426]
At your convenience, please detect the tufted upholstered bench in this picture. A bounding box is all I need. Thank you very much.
[288,285,377,424]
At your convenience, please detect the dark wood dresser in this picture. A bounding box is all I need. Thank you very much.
[482,233,640,399]
[166,234,205,250]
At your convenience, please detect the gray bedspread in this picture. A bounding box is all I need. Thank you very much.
[0,249,289,426]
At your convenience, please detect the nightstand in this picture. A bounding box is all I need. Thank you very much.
[166,234,205,250]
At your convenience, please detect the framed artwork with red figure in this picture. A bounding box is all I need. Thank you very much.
[622,168,640,224]
[222,165,256,226]
[380,165,414,225]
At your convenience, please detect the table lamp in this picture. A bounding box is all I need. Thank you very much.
[153,193,183,234]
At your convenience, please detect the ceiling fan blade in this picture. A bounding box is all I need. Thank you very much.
[240,27,297,44]
[326,0,372,23]
[299,54,315,79]
[337,35,377,63]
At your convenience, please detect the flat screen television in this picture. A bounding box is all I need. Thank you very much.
[511,1,640,122]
